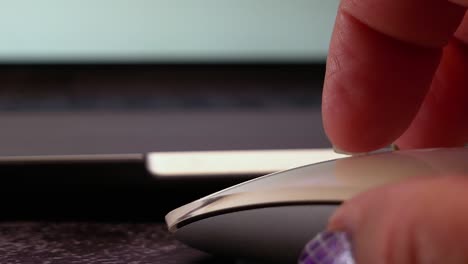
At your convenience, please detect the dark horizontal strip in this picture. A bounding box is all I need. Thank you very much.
[174,202,341,231]
[0,63,325,111]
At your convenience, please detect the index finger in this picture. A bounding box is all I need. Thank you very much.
[322,0,466,153]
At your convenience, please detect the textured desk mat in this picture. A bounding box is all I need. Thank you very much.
[0,222,238,264]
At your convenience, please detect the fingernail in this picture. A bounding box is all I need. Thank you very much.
[333,144,398,156]
[391,143,400,151]
[332,145,360,155]
[298,231,355,264]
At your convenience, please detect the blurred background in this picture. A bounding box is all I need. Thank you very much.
[0,2,359,262]
[0,0,353,231]
[0,0,339,156]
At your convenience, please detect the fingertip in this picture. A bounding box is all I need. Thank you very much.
[322,12,441,153]
[327,207,345,231]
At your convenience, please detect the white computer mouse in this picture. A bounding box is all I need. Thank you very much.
[166,147,468,263]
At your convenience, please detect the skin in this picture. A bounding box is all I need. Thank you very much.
[322,0,468,262]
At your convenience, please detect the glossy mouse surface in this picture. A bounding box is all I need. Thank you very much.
[166,148,468,263]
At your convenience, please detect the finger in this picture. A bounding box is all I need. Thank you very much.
[396,15,468,149]
[329,176,468,263]
[322,0,466,153]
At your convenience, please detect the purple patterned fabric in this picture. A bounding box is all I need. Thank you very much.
[298,231,355,264]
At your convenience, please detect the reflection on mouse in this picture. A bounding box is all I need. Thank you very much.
[166,147,468,263]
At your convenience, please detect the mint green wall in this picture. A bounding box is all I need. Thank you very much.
[0,0,339,62]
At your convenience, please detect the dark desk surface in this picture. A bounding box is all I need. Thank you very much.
[0,222,240,264]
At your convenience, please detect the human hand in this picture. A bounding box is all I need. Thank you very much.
[322,0,468,154]
[314,0,468,263]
